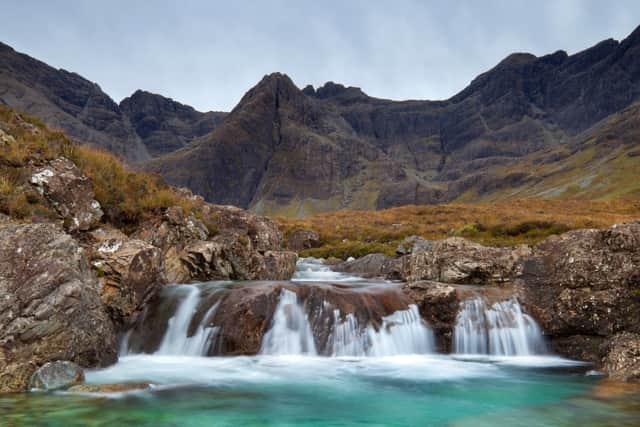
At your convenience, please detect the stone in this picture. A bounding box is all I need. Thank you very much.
[603,333,640,381]
[334,253,399,279]
[30,157,103,232]
[29,361,84,391]
[396,235,433,256]
[286,229,321,251]
[259,251,298,280]
[66,382,152,394]
[0,222,117,392]
[400,237,531,285]
[89,227,165,325]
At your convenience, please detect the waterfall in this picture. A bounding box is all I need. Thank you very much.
[453,297,547,356]
[330,305,435,356]
[260,289,318,355]
[122,285,220,356]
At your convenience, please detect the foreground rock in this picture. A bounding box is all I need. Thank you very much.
[399,237,531,285]
[30,157,103,232]
[29,361,84,391]
[520,222,640,380]
[0,222,117,392]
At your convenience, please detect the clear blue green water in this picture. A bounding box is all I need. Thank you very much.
[2,354,638,426]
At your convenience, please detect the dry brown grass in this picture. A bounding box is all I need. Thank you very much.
[276,199,640,258]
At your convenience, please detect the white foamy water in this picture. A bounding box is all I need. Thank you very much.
[292,257,365,282]
[330,305,435,356]
[260,289,318,355]
[454,297,547,356]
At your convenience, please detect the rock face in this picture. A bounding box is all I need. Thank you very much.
[88,227,165,325]
[520,222,640,379]
[30,157,103,231]
[399,237,531,285]
[286,229,321,251]
[0,222,117,392]
[604,333,640,381]
[28,361,84,391]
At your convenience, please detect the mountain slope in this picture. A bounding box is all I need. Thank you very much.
[148,25,640,215]
[0,42,224,161]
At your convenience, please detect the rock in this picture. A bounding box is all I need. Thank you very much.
[334,253,399,278]
[396,235,433,256]
[66,382,152,394]
[0,128,16,144]
[286,229,321,251]
[30,157,103,232]
[401,237,531,285]
[603,333,640,381]
[402,281,460,352]
[520,222,640,379]
[0,222,117,392]
[89,227,165,325]
[29,361,84,391]
[132,205,208,253]
[259,251,298,280]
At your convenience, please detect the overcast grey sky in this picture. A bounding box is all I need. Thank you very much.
[2,1,639,111]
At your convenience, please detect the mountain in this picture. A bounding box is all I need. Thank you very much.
[2,26,640,216]
[148,26,640,215]
[0,42,224,161]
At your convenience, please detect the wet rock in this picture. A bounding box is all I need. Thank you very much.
[401,237,531,285]
[30,157,103,231]
[259,251,298,280]
[604,333,640,381]
[334,253,399,279]
[28,361,84,391]
[286,229,321,251]
[67,382,152,394]
[89,227,165,325]
[0,222,117,392]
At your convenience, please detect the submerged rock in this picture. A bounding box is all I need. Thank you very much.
[66,382,152,394]
[29,361,84,391]
[0,222,117,392]
[30,157,103,232]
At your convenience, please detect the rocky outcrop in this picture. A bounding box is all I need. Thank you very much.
[286,229,321,251]
[396,235,433,256]
[520,222,640,380]
[604,333,640,381]
[399,237,531,285]
[30,157,103,232]
[334,253,400,279]
[0,222,117,392]
[88,227,165,325]
[29,361,84,391]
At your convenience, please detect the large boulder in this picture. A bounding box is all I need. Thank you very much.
[88,227,165,325]
[604,333,640,381]
[334,253,400,279]
[396,235,433,256]
[30,157,103,232]
[286,229,321,251]
[28,361,84,391]
[400,237,531,285]
[520,222,640,379]
[0,222,117,392]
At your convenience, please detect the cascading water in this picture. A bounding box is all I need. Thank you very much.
[260,289,318,355]
[330,305,435,356]
[122,285,220,356]
[453,297,547,356]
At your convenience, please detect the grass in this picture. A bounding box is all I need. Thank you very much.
[0,105,201,230]
[276,199,640,258]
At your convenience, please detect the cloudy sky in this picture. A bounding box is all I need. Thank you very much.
[2,1,639,111]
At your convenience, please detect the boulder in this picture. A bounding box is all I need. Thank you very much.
[520,222,640,379]
[286,229,321,251]
[396,235,433,256]
[604,333,640,381]
[400,237,531,285]
[0,222,117,392]
[259,251,298,280]
[334,253,400,279]
[30,157,103,231]
[29,361,84,391]
[89,227,165,325]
